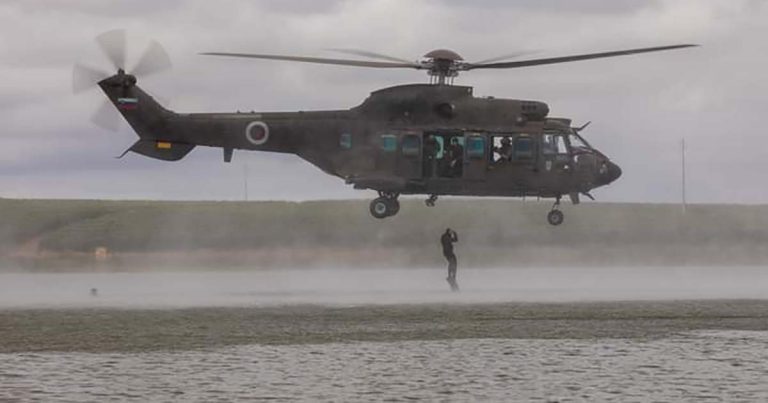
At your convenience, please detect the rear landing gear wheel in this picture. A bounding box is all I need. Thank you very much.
[370,195,400,219]
[547,209,564,226]
[425,194,438,207]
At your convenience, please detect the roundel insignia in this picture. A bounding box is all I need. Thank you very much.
[245,121,270,145]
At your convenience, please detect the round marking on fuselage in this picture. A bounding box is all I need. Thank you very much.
[245,121,270,145]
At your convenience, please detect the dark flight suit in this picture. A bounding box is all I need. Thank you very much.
[441,230,458,285]
[447,143,464,177]
[494,140,512,162]
[423,136,439,177]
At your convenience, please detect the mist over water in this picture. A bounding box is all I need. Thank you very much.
[2,266,768,309]
[4,267,768,401]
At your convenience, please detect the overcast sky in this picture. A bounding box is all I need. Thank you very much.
[1,0,766,203]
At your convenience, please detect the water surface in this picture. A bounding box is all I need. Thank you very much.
[2,331,768,402]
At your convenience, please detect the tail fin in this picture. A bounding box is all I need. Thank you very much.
[99,71,195,161]
[98,70,171,139]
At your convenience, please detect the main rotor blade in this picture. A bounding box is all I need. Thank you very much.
[326,48,415,64]
[91,99,121,131]
[200,52,420,69]
[471,50,539,65]
[95,29,126,71]
[466,44,698,70]
[132,40,172,77]
[73,63,110,94]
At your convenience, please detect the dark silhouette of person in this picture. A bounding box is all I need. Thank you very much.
[441,228,459,291]
[423,135,439,177]
[493,136,512,162]
[447,137,464,177]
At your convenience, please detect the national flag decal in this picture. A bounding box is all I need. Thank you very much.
[117,97,138,110]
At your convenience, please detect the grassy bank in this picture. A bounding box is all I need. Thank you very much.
[1,198,767,269]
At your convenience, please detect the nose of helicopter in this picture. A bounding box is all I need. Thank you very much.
[604,160,622,184]
[595,159,622,186]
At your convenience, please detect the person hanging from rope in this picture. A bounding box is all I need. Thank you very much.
[441,228,459,291]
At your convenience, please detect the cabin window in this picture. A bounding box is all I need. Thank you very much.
[433,136,446,159]
[514,136,533,160]
[380,134,397,152]
[466,136,485,159]
[402,134,420,157]
[340,133,352,149]
[491,136,513,162]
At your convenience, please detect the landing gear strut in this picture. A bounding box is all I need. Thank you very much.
[425,194,438,207]
[369,192,400,219]
[547,196,564,226]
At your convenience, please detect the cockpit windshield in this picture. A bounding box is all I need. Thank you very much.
[568,132,593,150]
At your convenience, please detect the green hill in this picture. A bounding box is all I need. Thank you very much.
[1,198,767,270]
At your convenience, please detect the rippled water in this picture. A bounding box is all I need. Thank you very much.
[3,331,768,401]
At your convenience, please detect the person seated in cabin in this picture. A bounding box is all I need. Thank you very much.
[446,137,464,177]
[423,135,439,177]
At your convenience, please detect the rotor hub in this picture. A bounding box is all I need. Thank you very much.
[421,49,466,85]
[423,49,463,61]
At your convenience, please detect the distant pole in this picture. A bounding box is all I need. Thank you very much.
[243,163,249,202]
[681,138,687,213]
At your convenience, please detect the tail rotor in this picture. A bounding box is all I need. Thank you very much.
[72,29,172,131]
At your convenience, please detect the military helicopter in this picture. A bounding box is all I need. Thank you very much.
[73,30,696,225]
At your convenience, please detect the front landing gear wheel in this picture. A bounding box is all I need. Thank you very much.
[370,198,391,219]
[547,209,564,226]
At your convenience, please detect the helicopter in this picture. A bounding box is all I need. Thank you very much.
[73,30,696,225]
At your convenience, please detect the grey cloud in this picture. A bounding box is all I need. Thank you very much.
[1,0,767,204]
[438,0,652,14]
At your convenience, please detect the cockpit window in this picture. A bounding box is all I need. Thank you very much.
[542,134,568,155]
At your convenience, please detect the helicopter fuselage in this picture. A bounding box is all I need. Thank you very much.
[99,74,621,223]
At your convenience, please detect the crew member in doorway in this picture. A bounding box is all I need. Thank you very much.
[447,137,464,177]
[423,135,439,177]
[441,228,459,291]
[494,136,513,163]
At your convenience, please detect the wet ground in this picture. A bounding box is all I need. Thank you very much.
[3,300,768,353]
[2,267,768,401]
